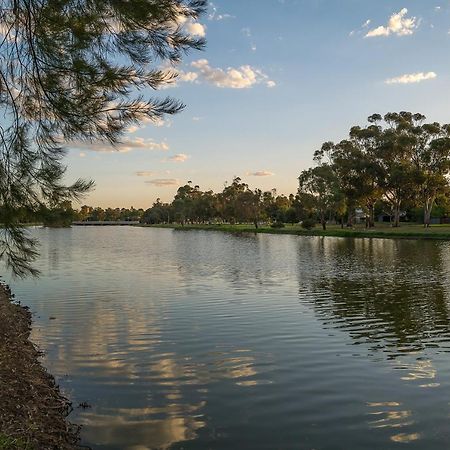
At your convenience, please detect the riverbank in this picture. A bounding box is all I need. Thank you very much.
[138,223,450,240]
[0,284,79,450]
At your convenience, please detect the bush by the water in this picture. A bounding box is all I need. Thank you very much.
[301,218,316,230]
[270,221,285,228]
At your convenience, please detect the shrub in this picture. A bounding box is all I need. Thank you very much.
[270,221,285,228]
[301,218,316,230]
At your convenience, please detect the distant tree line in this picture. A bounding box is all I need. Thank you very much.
[13,112,450,231]
[140,178,302,228]
[139,112,450,230]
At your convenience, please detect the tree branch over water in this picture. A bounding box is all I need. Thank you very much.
[0,0,206,276]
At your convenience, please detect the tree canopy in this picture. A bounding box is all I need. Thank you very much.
[305,112,450,229]
[0,0,206,275]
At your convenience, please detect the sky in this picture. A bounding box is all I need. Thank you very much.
[66,0,450,209]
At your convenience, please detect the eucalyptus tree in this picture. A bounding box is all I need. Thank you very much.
[408,121,450,227]
[373,112,450,227]
[0,0,206,275]
[173,183,197,224]
[235,188,264,228]
[218,177,248,224]
[194,190,218,223]
[314,140,367,227]
[298,164,339,230]
[347,121,384,227]
[315,122,383,228]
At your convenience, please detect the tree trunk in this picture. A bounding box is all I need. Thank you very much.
[393,204,400,227]
[346,211,354,228]
[253,219,258,229]
[424,197,434,228]
[368,203,375,228]
[320,211,326,230]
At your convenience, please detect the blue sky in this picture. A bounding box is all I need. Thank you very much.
[67,0,450,208]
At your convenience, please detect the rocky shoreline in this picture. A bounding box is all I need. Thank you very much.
[0,283,80,449]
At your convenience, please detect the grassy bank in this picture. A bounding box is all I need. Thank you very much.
[138,222,450,240]
[0,284,79,450]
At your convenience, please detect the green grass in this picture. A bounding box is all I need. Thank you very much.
[0,435,32,450]
[137,222,450,240]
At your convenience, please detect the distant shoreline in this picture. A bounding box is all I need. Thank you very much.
[0,284,79,449]
[136,223,450,241]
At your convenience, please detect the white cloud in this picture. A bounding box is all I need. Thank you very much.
[71,137,169,153]
[146,179,179,187]
[167,153,190,163]
[182,59,275,89]
[192,116,203,121]
[246,170,275,177]
[126,117,171,133]
[178,71,199,83]
[385,71,437,84]
[366,8,418,38]
[79,152,86,158]
[184,21,206,37]
[176,13,206,37]
[136,171,156,177]
[152,117,172,128]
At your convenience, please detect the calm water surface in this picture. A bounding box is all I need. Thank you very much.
[6,226,450,449]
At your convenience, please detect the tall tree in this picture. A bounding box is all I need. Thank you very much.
[298,164,339,230]
[408,122,450,227]
[0,0,206,275]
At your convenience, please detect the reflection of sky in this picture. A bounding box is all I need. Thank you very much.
[6,227,450,449]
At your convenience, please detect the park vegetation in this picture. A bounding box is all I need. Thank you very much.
[76,112,449,231]
[7,112,450,240]
[300,112,450,230]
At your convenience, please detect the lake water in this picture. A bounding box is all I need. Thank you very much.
[6,226,450,449]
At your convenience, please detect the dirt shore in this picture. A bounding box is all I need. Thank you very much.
[0,283,80,450]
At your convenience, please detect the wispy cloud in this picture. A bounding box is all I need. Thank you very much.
[366,8,418,38]
[208,2,234,21]
[135,171,156,177]
[385,71,437,84]
[126,117,171,134]
[71,137,169,153]
[166,153,190,163]
[349,19,371,37]
[176,59,275,89]
[241,27,251,38]
[127,125,139,134]
[145,178,179,187]
[246,170,275,177]
[241,27,257,51]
